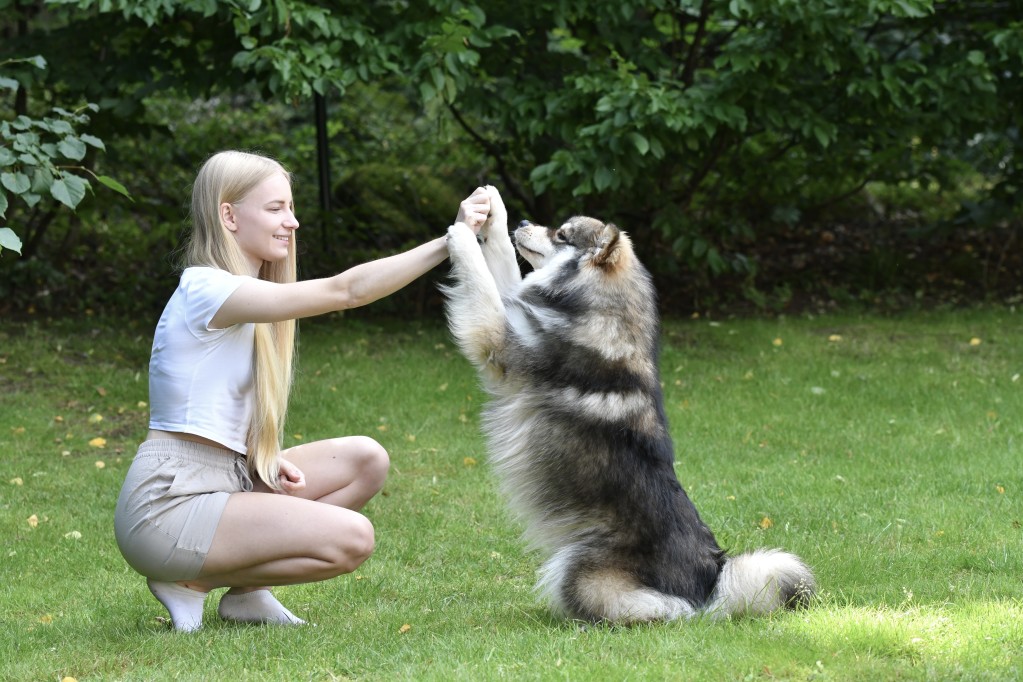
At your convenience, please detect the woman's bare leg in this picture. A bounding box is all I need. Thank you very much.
[153,436,389,628]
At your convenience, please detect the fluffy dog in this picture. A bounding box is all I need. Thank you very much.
[442,187,814,623]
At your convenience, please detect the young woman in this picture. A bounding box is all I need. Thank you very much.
[114,150,491,631]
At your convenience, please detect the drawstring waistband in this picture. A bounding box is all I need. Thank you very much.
[233,455,254,492]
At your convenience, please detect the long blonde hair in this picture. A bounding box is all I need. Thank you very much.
[185,150,296,490]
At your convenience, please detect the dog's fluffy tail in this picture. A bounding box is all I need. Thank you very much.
[705,549,815,618]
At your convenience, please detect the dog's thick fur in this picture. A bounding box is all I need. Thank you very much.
[442,187,815,623]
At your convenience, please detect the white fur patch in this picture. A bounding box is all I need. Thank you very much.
[705,549,815,618]
[561,386,650,423]
[538,545,697,623]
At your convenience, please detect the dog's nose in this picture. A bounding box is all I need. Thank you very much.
[519,220,532,227]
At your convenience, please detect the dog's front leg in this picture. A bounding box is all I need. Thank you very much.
[478,186,521,296]
[443,221,508,379]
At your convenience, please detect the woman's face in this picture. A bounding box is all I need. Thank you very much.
[222,172,298,274]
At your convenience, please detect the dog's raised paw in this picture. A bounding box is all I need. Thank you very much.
[446,222,480,255]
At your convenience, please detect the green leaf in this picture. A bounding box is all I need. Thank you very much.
[1,172,30,194]
[0,227,22,255]
[594,166,616,191]
[0,190,7,218]
[96,175,132,200]
[0,77,19,91]
[50,174,89,209]
[80,134,106,151]
[628,132,650,155]
[58,136,88,161]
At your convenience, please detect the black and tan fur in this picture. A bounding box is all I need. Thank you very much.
[442,187,814,623]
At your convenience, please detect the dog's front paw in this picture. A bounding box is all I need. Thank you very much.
[446,222,480,257]
[479,186,508,242]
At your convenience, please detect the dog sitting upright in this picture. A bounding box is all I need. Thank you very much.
[442,187,814,623]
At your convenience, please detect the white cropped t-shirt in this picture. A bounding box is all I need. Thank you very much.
[148,266,254,453]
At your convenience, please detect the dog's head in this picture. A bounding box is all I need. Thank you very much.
[514,216,631,273]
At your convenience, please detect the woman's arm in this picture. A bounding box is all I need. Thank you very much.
[211,237,449,326]
[210,188,491,327]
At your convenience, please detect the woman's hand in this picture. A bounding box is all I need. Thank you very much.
[454,186,491,235]
[276,458,306,495]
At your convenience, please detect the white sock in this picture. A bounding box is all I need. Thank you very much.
[147,579,207,633]
[218,589,307,626]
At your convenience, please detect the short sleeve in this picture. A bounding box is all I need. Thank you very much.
[178,267,248,334]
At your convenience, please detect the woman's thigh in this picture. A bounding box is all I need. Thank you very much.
[197,491,375,585]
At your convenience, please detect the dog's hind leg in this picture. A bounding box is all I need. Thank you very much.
[442,222,508,378]
[538,546,697,624]
[478,186,520,295]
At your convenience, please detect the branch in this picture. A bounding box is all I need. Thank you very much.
[680,0,712,88]
[446,102,536,217]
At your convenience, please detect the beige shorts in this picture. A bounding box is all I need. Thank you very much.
[114,439,253,581]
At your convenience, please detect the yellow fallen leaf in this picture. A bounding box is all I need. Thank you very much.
[64,530,82,540]
[54,415,64,423]
[96,386,107,396]
[39,614,53,624]
[772,338,783,347]
[399,623,411,634]
[12,426,25,435]
[137,401,148,408]
[438,383,449,392]
[27,514,39,528]
[61,677,77,682]
[10,477,23,486]
[292,433,303,441]
[95,461,106,469]
[88,413,103,424]
[828,334,843,342]
[463,457,477,467]
[759,516,774,530]
[969,337,982,346]
[996,485,1005,494]
[88,437,106,448]
[376,424,388,432]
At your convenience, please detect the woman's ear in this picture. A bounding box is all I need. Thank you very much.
[220,202,238,232]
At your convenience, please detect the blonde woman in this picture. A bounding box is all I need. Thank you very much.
[114,150,491,631]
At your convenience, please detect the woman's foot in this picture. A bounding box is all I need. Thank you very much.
[146,579,208,632]
[218,589,307,626]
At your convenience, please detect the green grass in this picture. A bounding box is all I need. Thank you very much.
[1,309,1021,681]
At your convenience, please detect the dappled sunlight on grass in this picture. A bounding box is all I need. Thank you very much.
[784,600,1023,679]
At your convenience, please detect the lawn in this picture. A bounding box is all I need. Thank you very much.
[1,308,1021,681]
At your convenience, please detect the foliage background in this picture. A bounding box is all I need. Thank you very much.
[1,0,1022,318]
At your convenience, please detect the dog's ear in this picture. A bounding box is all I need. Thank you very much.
[591,223,624,269]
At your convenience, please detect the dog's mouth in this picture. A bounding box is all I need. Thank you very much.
[516,245,543,259]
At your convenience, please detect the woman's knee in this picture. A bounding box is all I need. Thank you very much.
[338,435,389,488]
[328,513,375,574]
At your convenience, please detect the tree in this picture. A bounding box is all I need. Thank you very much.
[0,55,128,258]
[2,0,1021,313]
[403,0,1022,282]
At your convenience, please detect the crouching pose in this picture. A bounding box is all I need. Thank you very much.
[114,150,491,631]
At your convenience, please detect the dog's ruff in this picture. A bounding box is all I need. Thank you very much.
[442,187,815,623]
